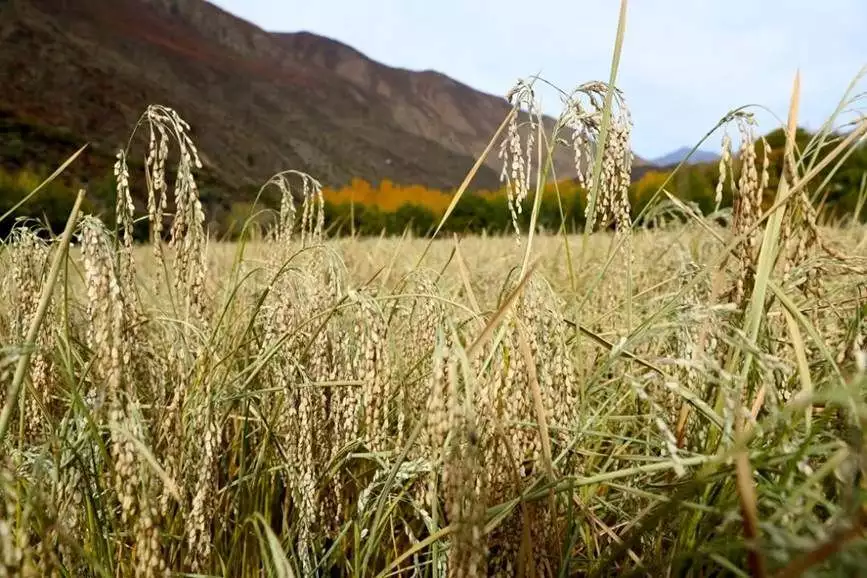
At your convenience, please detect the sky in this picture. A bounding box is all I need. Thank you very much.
[210,0,866,161]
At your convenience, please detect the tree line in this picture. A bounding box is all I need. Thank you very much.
[2,126,865,240]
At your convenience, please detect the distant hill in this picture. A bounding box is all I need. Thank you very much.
[0,0,644,199]
[649,147,720,168]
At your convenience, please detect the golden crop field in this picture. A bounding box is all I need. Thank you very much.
[2,52,867,578]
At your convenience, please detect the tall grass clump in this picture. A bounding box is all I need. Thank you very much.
[2,3,867,576]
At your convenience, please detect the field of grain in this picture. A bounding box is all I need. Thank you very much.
[2,42,867,578]
[3,195,867,577]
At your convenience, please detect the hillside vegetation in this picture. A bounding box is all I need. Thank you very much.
[4,121,865,239]
[0,0,593,195]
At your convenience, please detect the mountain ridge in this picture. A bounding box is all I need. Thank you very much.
[649,146,720,167]
[0,0,643,203]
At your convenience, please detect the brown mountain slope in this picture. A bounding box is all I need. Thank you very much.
[0,0,639,198]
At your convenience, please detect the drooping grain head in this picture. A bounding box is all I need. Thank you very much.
[7,228,49,346]
[144,119,169,270]
[299,175,326,248]
[500,79,540,238]
[715,131,732,212]
[134,105,209,323]
[261,170,326,255]
[4,228,55,441]
[115,149,135,253]
[271,174,298,244]
[714,112,765,308]
[559,81,634,234]
[78,217,128,403]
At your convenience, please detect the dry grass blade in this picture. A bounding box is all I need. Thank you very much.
[583,503,646,571]
[515,320,555,480]
[465,257,539,359]
[662,190,726,244]
[416,108,516,267]
[581,0,629,253]
[0,144,88,225]
[453,234,483,317]
[782,308,813,430]
[564,318,665,376]
[250,513,297,578]
[735,449,767,578]
[769,281,844,382]
[519,111,547,279]
[762,116,867,220]
[749,387,767,422]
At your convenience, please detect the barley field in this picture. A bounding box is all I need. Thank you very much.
[2,32,867,578]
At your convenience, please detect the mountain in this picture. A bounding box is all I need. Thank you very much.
[649,147,720,168]
[0,0,615,200]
